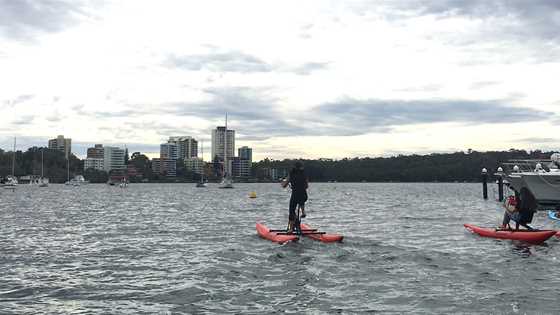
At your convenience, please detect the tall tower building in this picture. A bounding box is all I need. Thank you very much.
[168,136,198,160]
[211,126,235,162]
[48,135,72,159]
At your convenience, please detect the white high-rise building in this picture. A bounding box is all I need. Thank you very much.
[211,126,235,162]
[168,136,198,160]
[103,146,126,172]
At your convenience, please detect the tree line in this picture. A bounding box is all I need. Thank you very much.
[0,147,554,183]
[252,149,554,182]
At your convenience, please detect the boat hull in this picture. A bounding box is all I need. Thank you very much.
[300,223,343,243]
[256,222,298,243]
[464,223,556,244]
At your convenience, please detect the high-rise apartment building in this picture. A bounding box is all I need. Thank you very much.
[103,146,126,172]
[238,146,252,162]
[84,144,105,171]
[211,126,235,162]
[168,136,198,160]
[233,146,252,178]
[160,143,178,160]
[87,144,104,158]
[48,135,72,159]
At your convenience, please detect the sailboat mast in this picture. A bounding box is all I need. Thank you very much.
[12,137,16,176]
[201,140,204,181]
[41,149,44,177]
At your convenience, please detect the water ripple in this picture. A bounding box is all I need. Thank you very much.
[1,183,560,314]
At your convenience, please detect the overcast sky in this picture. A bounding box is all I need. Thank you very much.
[1,0,559,160]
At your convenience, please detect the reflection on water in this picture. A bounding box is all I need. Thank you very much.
[1,183,560,314]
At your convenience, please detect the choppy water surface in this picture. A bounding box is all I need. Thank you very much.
[1,183,560,314]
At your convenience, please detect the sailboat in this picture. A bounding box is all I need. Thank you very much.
[219,114,234,189]
[196,140,207,187]
[39,148,49,187]
[4,137,18,189]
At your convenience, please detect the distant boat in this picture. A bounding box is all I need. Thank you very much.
[39,148,49,187]
[119,177,128,188]
[4,137,18,189]
[70,175,88,186]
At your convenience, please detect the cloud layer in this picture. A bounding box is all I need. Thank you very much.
[1,1,559,159]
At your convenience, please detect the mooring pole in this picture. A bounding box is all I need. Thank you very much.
[482,168,488,200]
[497,167,504,202]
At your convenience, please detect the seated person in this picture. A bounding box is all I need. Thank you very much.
[500,187,538,230]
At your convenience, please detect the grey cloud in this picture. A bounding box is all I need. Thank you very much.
[310,98,553,136]
[394,84,442,93]
[2,94,35,108]
[347,1,560,63]
[46,114,63,122]
[72,104,146,119]
[291,62,329,75]
[166,50,329,75]
[470,81,501,90]
[0,0,96,41]
[166,51,273,73]
[517,137,558,144]
[11,115,36,125]
[397,1,560,42]
[165,86,554,140]
[166,86,301,139]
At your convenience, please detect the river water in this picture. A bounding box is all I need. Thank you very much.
[1,183,559,314]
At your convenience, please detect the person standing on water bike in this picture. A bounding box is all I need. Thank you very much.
[281,161,309,233]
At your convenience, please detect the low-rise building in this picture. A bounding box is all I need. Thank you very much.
[185,158,204,175]
[152,158,177,177]
[84,158,104,171]
[232,157,251,178]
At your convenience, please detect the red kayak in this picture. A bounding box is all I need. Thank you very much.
[256,222,298,243]
[464,224,557,244]
[301,223,343,243]
[256,222,343,244]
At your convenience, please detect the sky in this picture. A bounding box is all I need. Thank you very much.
[0,0,559,161]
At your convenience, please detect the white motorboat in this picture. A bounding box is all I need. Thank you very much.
[499,153,560,209]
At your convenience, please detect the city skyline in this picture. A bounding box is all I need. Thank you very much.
[1,1,560,160]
